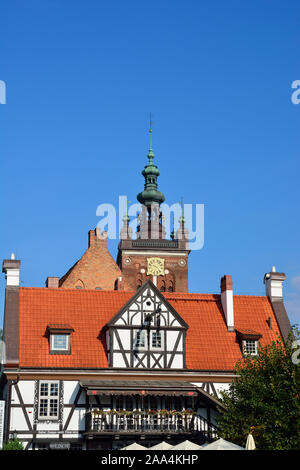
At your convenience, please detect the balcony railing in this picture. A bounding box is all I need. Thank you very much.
[86,411,218,439]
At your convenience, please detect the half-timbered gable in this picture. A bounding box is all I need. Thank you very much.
[107,280,188,369]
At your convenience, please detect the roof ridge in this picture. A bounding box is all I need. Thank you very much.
[19,287,135,293]
[19,287,267,299]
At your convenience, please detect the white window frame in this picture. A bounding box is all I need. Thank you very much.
[38,381,60,421]
[243,339,258,356]
[50,333,70,352]
[133,330,164,351]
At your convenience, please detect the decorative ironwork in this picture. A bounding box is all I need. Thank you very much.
[86,411,218,438]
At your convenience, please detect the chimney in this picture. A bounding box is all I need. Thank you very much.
[89,228,108,248]
[264,266,286,301]
[220,275,234,331]
[2,254,21,287]
[46,277,59,288]
[115,276,124,291]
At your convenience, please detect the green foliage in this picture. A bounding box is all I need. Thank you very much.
[2,438,24,450]
[217,327,300,450]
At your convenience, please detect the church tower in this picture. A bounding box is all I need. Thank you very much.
[117,124,190,292]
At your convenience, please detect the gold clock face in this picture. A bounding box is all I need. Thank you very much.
[147,257,165,276]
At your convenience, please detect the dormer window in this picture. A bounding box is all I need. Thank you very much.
[47,324,74,355]
[51,334,69,352]
[236,329,262,357]
[243,339,258,355]
[107,280,188,369]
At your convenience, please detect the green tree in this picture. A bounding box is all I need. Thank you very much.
[217,327,300,450]
[2,439,24,450]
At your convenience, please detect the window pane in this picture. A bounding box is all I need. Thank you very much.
[39,399,48,416]
[53,334,68,350]
[152,332,161,348]
[40,383,48,396]
[244,340,256,354]
[49,399,58,417]
[136,332,145,347]
[50,383,58,396]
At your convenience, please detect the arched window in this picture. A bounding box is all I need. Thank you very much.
[75,279,84,289]
[167,281,174,292]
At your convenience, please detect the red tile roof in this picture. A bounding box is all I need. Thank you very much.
[18,287,282,371]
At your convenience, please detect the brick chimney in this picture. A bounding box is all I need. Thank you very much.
[2,253,20,287]
[46,277,59,288]
[264,266,286,301]
[220,275,234,332]
[89,228,108,248]
[115,276,124,291]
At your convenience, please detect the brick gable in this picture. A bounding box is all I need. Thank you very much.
[59,229,129,291]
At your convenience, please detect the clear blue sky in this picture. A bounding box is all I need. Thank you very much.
[1,0,299,327]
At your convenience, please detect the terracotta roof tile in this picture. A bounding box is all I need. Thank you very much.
[18,287,282,371]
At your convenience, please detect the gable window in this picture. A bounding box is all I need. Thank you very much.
[135,331,145,348]
[152,331,162,348]
[38,381,60,420]
[47,324,74,355]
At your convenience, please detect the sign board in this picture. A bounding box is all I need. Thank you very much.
[49,442,70,450]
[0,400,5,449]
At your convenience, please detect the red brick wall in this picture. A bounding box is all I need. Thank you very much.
[60,230,130,291]
[120,253,188,292]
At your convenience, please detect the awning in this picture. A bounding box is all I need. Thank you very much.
[80,380,198,397]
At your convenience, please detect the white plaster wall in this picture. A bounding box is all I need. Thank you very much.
[166,353,183,368]
[10,386,19,404]
[36,421,60,432]
[63,407,86,431]
[166,331,183,350]
[113,352,127,368]
[16,381,35,403]
[64,381,85,405]
[117,329,131,349]
[10,408,29,431]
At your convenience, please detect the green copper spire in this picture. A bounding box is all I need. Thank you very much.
[137,117,165,207]
[179,197,185,223]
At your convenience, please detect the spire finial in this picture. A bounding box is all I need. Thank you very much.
[149,112,153,151]
[137,114,165,207]
[179,197,185,223]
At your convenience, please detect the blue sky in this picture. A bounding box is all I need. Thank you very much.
[0,0,299,327]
